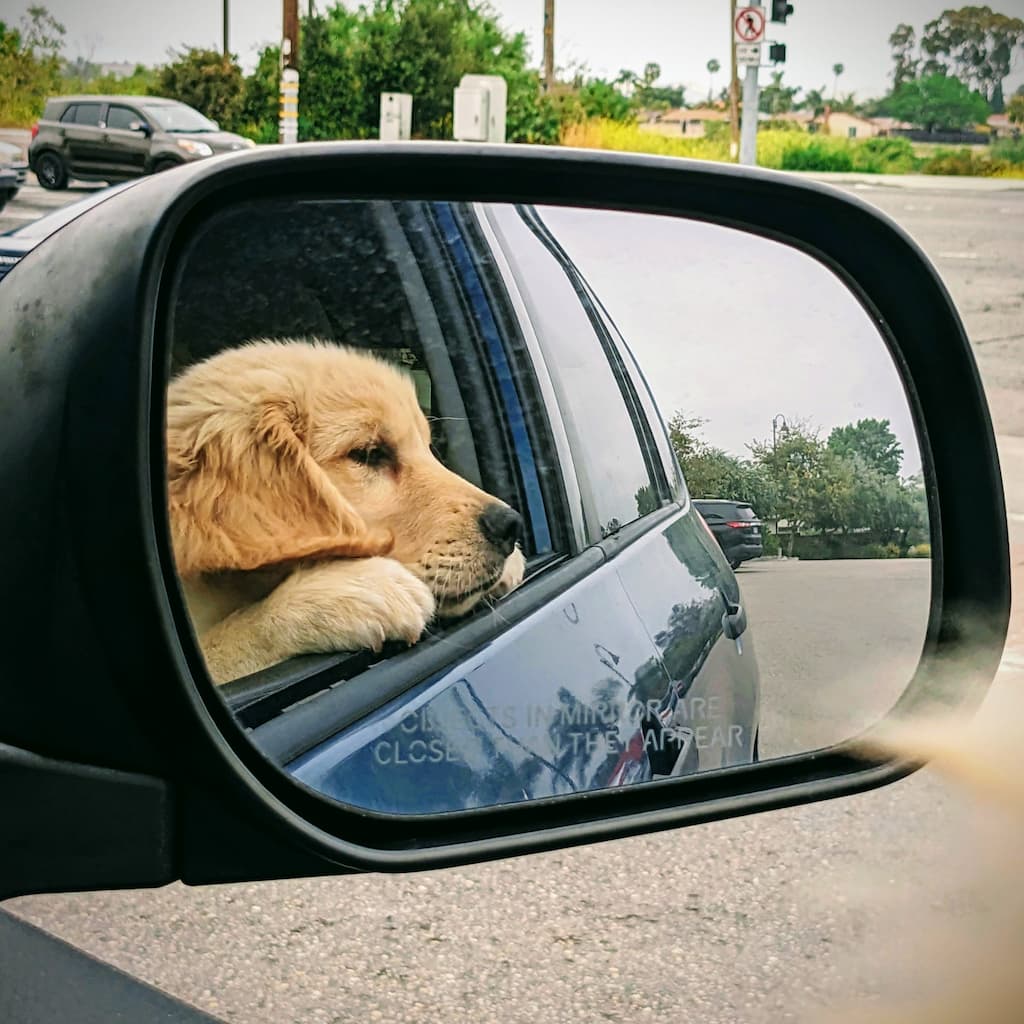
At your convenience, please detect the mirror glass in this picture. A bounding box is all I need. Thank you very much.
[163,197,930,815]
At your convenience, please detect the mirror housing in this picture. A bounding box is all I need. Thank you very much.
[0,142,1008,897]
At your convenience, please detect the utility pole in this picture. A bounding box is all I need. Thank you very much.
[543,0,555,92]
[280,0,300,144]
[222,0,229,56]
[738,0,762,166]
[729,0,740,160]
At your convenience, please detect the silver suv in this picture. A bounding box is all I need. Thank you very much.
[28,95,255,190]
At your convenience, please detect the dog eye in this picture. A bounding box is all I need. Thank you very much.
[348,443,394,469]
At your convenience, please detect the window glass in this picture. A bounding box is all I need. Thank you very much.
[105,105,140,131]
[70,103,103,126]
[482,205,659,541]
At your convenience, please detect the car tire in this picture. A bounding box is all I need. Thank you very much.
[151,159,183,175]
[35,152,68,191]
[729,559,741,570]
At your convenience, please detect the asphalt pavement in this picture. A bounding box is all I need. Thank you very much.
[3,173,1023,1024]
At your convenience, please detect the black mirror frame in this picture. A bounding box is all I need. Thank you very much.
[0,142,1008,894]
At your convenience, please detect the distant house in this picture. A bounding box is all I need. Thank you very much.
[987,113,1020,139]
[635,107,730,138]
[761,110,815,128]
[97,61,138,79]
[820,112,883,139]
[869,116,915,135]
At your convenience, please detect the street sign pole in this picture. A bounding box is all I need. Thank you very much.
[735,0,765,167]
[739,61,759,166]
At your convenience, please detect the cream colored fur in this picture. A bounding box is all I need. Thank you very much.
[167,339,525,683]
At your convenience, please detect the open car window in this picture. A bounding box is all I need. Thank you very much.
[167,199,571,720]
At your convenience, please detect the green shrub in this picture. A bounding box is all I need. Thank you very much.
[780,140,854,172]
[761,532,780,556]
[921,147,1006,177]
[907,543,932,558]
[991,137,1024,165]
[851,136,919,174]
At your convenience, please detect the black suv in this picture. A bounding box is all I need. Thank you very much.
[692,499,764,569]
[28,95,255,190]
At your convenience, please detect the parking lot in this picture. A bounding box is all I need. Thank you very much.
[3,174,1024,1023]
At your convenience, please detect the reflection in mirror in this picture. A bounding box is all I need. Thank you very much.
[163,198,930,815]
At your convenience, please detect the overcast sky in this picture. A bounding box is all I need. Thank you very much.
[21,0,1024,102]
[537,206,924,478]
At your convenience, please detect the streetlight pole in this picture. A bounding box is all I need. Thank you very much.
[222,0,229,56]
[772,413,787,451]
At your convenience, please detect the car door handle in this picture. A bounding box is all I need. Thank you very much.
[721,597,747,640]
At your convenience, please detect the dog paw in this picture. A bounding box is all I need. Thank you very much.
[269,557,436,657]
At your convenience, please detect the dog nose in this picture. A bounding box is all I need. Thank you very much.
[478,503,523,557]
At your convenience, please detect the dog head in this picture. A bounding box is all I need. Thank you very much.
[166,339,525,616]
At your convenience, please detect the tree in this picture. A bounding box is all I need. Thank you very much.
[882,72,991,131]
[624,61,684,111]
[1007,92,1024,124]
[706,58,720,104]
[827,418,904,478]
[759,71,799,115]
[832,62,845,100]
[666,412,775,515]
[799,86,829,116]
[0,6,65,126]
[156,48,246,131]
[250,1,553,143]
[890,23,920,87]
[750,422,826,554]
[921,6,1024,111]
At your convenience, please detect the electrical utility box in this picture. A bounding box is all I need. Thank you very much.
[379,92,413,141]
[453,74,507,143]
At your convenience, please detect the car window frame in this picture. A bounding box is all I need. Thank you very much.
[105,103,145,133]
[63,102,105,128]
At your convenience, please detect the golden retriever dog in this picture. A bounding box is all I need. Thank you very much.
[166,339,526,684]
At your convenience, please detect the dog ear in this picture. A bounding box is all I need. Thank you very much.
[167,397,393,578]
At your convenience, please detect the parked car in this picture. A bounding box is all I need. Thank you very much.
[692,498,765,569]
[0,140,28,209]
[0,181,140,283]
[28,95,255,190]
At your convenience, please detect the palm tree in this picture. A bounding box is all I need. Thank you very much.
[832,62,845,101]
[706,58,721,105]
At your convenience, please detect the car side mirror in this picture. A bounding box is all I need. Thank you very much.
[0,144,1008,899]
[129,120,151,136]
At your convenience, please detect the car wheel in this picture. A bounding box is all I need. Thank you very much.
[151,159,183,174]
[729,559,741,570]
[35,152,68,191]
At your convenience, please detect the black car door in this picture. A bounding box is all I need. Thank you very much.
[60,102,107,171]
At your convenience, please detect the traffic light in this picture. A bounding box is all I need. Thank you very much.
[769,43,787,63]
[771,1,793,23]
